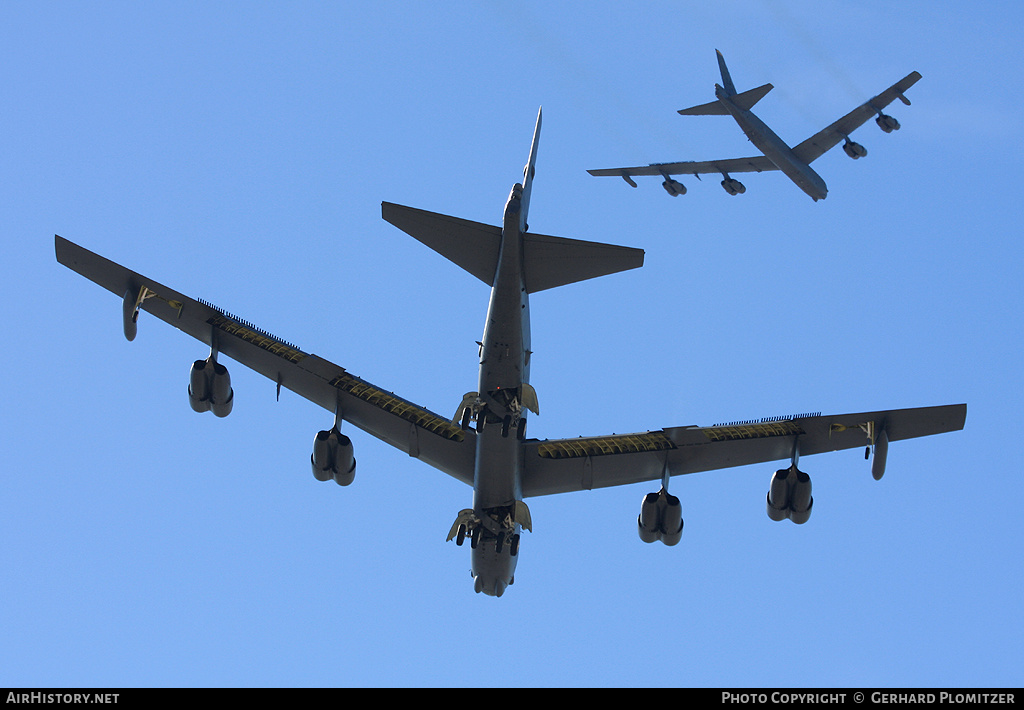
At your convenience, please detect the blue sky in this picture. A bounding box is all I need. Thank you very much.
[2,1,1021,687]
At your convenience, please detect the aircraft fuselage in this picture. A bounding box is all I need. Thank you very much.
[716,85,829,201]
[470,182,531,596]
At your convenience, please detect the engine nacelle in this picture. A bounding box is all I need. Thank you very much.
[843,140,867,159]
[637,489,684,545]
[721,177,746,195]
[311,429,356,486]
[188,358,233,418]
[766,465,813,524]
[875,113,900,133]
[662,178,686,197]
[767,469,790,521]
[660,493,683,546]
[789,470,812,524]
[638,492,661,543]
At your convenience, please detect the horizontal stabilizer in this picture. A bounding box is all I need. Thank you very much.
[381,202,642,293]
[677,99,729,116]
[678,83,773,115]
[731,83,773,111]
[382,202,501,287]
[522,233,644,293]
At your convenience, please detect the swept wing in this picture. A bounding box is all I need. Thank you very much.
[792,71,922,164]
[521,404,965,497]
[56,235,962,500]
[588,155,778,181]
[54,235,476,486]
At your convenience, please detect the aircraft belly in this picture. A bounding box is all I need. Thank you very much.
[473,421,522,505]
[472,541,518,597]
[467,187,534,596]
[479,226,527,390]
[470,420,522,596]
[474,284,528,507]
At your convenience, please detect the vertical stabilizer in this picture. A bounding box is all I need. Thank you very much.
[716,49,736,96]
[519,107,542,231]
[678,51,748,115]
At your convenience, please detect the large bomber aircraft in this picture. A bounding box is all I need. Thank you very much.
[588,51,921,201]
[56,108,964,597]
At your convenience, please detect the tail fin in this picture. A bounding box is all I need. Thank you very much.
[678,50,773,115]
[519,107,542,231]
[715,50,774,109]
[382,107,642,294]
[715,49,736,95]
[516,110,646,292]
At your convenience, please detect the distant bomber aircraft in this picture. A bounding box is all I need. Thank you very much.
[56,108,963,597]
[589,51,921,201]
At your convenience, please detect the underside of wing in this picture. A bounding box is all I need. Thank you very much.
[55,236,476,487]
[792,71,922,164]
[588,155,778,180]
[520,404,965,497]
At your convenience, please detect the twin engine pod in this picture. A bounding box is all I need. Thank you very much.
[311,429,356,486]
[876,113,901,133]
[662,178,686,197]
[188,357,234,418]
[638,488,683,546]
[766,465,813,524]
[843,140,868,159]
[721,177,746,195]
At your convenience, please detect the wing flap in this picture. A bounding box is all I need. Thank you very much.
[521,404,965,497]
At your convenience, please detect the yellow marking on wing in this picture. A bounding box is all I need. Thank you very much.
[208,315,306,364]
[330,373,465,442]
[537,431,676,459]
[703,420,804,442]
